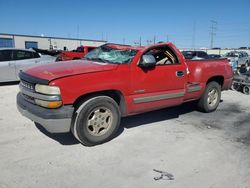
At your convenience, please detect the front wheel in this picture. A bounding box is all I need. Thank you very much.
[72,96,121,146]
[198,81,221,112]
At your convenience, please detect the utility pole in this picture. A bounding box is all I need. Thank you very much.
[153,36,156,44]
[139,36,142,46]
[210,20,217,49]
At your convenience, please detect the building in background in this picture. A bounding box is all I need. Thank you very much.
[0,33,106,50]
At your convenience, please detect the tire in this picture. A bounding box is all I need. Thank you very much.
[243,85,250,95]
[197,81,221,113]
[231,81,241,91]
[72,96,121,146]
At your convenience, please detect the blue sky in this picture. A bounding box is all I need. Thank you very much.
[0,0,250,48]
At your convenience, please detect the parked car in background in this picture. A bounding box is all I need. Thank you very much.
[182,51,209,59]
[240,51,250,65]
[224,51,249,67]
[0,48,56,82]
[33,48,62,56]
[56,46,97,61]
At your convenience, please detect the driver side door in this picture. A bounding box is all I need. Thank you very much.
[129,46,187,114]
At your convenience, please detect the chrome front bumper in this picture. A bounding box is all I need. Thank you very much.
[17,92,74,133]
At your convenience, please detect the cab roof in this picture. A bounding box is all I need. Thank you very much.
[105,42,174,51]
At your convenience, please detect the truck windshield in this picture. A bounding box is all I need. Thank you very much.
[84,45,137,64]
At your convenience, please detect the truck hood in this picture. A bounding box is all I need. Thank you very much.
[24,60,118,82]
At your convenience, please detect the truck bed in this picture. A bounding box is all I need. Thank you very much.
[183,58,233,101]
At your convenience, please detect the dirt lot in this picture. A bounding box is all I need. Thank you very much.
[0,84,250,188]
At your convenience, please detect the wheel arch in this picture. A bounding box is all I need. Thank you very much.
[206,75,224,87]
[73,90,127,116]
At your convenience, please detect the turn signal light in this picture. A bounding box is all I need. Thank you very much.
[35,99,62,109]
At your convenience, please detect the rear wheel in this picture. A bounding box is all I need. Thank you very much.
[243,85,250,95]
[72,96,121,146]
[198,81,221,112]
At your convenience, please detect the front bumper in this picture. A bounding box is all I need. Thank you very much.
[17,92,74,133]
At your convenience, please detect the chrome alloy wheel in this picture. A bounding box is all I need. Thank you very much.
[86,107,113,136]
[207,88,219,108]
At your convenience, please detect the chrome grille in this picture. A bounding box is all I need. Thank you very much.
[20,80,35,91]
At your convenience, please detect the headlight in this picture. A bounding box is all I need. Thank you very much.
[35,99,62,109]
[35,84,60,95]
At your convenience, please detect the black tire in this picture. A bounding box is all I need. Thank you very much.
[243,85,250,95]
[197,81,221,113]
[72,96,121,146]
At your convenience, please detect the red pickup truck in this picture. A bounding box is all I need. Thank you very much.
[56,46,96,61]
[17,43,233,146]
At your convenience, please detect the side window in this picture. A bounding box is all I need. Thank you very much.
[144,47,179,65]
[0,50,12,61]
[33,52,40,58]
[87,47,95,53]
[76,47,84,52]
[13,50,33,60]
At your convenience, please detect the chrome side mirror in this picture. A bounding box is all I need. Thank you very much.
[139,55,156,68]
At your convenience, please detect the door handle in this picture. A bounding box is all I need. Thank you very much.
[176,71,184,77]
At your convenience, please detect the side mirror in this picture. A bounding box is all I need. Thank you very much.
[139,55,156,68]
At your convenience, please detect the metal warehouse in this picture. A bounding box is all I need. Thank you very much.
[0,33,106,50]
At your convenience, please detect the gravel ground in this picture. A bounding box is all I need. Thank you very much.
[0,84,250,188]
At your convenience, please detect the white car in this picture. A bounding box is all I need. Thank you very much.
[224,51,249,67]
[0,48,56,82]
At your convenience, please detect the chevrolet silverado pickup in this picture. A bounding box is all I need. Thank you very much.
[17,43,233,146]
